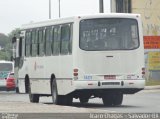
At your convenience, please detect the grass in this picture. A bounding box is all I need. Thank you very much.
[145,79,160,86]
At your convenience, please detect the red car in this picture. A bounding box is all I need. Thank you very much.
[0,72,15,91]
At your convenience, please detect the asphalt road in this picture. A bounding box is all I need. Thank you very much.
[0,89,160,118]
[79,89,160,113]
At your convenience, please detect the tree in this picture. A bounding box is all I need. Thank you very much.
[8,28,20,41]
[0,50,7,60]
[0,33,10,60]
[0,33,9,48]
[0,28,20,60]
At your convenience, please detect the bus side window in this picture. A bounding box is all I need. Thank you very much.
[38,29,45,56]
[45,27,52,56]
[69,24,73,54]
[60,24,71,55]
[25,31,31,57]
[31,30,37,57]
[53,26,60,55]
[51,27,54,54]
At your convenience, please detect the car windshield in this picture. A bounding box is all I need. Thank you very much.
[79,18,139,51]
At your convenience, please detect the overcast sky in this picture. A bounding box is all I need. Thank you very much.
[0,0,110,35]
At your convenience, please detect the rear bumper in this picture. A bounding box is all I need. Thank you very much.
[0,86,6,91]
[71,88,143,96]
[0,86,15,91]
[74,79,145,93]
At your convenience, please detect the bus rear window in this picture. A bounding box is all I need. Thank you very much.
[79,18,139,51]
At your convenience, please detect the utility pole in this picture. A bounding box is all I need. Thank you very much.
[59,0,61,18]
[99,0,104,13]
[49,0,51,19]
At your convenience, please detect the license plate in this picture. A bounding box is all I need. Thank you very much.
[104,75,116,80]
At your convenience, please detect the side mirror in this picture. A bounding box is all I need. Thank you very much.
[12,37,16,43]
[10,56,14,61]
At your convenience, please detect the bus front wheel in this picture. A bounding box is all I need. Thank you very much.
[16,87,19,93]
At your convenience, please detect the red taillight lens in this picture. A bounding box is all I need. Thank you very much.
[7,77,15,82]
[74,69,78,72]
[6,77,15,88]
[73,68,78,76]
[73,73,78,76]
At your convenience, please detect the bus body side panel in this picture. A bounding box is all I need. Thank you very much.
[28,56,55,94]
[31,79,50,94]
[17,78,25,93]
[56,55,74,95]
[23,55,74,95]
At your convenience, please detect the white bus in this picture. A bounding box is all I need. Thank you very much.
[13,13,145,106]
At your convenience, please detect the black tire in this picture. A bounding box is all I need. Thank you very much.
[16,87,19,93]
[102,92,123,106]
[25,78,29,93]
[28,80,39,103]
[65,95,73,106]
[102,94,113,106]
[59,95,73,106]
[113,93,123,106]
[52,79,72,105]
[79,97,89,104]
[52,79,59,104]
[29,93,39,103]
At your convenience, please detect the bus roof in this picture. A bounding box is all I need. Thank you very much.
[21,13,140,30]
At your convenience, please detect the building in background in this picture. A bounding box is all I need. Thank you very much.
[111,0,160,80]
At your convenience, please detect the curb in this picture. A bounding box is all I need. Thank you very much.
[144,85,160,90]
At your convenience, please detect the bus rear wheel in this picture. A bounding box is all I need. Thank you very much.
[25,78,29,93]
[79,97,89,104]
[59,95,73,106]
[28,80,39,103]
[52,79,59,104]
[102,92,123,106]
[52,79,72,105]
[29,94,39,103]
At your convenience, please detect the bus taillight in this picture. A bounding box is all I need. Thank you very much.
[73,68,78,76]
[142,68,145,75]
[142,68,145,78]
[74,69,78,72]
